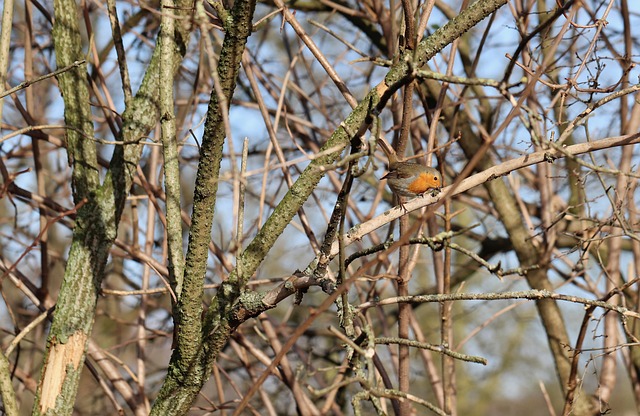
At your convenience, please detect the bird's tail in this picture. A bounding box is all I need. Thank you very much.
[377,135,399,165]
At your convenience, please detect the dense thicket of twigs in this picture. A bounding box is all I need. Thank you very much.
[1,0,640,415]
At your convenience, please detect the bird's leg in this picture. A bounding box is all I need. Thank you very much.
[418,188,441,198]
[398,196,408,213]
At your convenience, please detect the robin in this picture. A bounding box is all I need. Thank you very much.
[382,161,443,210]
[375,135,443,210]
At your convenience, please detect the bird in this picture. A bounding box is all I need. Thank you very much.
[382,161,442,210]
[375,136,443,211]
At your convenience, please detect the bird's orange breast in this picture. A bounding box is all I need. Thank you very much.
[407,172,440,194]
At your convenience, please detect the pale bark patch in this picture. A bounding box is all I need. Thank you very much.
[39,332,87,412]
